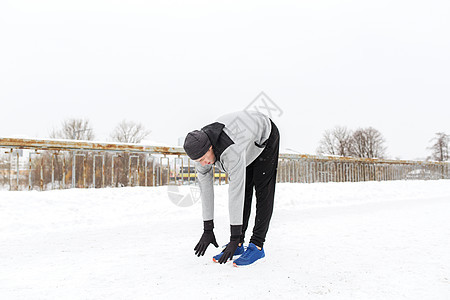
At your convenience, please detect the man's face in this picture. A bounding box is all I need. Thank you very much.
[195,146,216,166]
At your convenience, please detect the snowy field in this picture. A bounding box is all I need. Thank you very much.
[1,180,450,300]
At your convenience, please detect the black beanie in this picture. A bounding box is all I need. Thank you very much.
[183,130,211,160]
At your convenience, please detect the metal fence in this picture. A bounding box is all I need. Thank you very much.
[277,154,449,183]
[1,138,449,191]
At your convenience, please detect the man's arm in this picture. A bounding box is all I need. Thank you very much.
[216,147,246,263]
[196,163,215,222]
[222,147,246,225]
[193,163,219,256]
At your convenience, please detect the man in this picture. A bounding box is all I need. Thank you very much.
[183,111,280,267]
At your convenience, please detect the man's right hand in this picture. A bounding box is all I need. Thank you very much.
[194,220,219,257]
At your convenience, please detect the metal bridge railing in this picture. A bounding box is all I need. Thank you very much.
[277,154,449,183]
[0,138,448,191]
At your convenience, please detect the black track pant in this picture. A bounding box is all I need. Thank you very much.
[241,120,279,248]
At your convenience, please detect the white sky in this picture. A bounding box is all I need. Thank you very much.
[1,0,449,160]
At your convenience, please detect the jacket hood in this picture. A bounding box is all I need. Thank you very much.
[201,122,234,162]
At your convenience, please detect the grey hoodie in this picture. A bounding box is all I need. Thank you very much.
[195,111,272,225]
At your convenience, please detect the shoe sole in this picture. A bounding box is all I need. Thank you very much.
[233,256,266,268]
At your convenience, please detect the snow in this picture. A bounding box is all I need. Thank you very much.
[1,180,450,299]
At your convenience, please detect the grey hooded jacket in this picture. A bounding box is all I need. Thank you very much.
[195,111,272,225]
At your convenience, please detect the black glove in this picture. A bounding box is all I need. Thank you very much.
[218,225,242,264]
[194,220,219,257]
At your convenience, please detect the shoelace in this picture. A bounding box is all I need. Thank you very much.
[220,244,245,255]
[239,246,255,259]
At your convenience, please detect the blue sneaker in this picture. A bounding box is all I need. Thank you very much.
[213,244,245,263]
[233,243,265,267]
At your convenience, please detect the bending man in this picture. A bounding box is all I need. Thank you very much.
[183,111,280,267]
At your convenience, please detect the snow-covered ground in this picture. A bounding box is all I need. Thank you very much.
[1,180,449,299]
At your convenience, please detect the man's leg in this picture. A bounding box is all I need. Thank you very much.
[249,121,279,248]
[240,166,255,244]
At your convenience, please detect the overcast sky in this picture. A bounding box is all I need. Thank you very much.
[1,0,449,160]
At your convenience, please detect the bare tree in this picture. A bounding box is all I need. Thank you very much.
[50,118,95,140]
[428,132,449,162]
[350,127,386,159]
[351,129,367,158]
[317,126,353,156]
[110,120,151,144]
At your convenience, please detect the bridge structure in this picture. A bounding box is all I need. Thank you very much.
[0,137,448,191]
